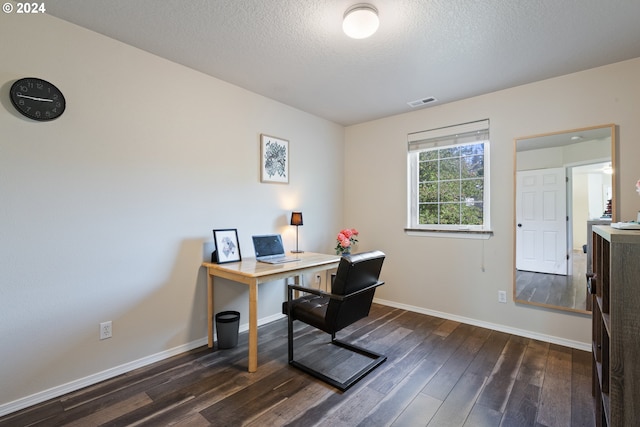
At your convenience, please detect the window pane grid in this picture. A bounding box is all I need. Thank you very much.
[416,141,485,226]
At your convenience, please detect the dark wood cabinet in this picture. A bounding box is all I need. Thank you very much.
[591,225,640,426]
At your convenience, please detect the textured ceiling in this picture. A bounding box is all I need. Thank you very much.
[45,0,640,126]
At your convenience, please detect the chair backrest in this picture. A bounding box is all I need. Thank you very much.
[326,250,385,332]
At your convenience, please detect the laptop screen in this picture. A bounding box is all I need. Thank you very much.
[252,234,285,258]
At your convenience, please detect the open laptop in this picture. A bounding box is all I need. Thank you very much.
[252,234,301,264]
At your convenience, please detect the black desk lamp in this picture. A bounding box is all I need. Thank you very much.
[290,211,304,253]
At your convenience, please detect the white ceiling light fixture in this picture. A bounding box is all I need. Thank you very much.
[343,4,379,39]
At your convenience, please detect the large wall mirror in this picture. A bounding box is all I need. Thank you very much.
[514,124,616,314]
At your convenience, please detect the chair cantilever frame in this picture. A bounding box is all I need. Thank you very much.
[284,250,386,391]
[286,283,386,390]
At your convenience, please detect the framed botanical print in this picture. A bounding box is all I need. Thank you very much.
[260,134,289,183]
[212,229,241,264]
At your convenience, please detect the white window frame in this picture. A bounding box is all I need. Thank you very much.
[406,119,492,236]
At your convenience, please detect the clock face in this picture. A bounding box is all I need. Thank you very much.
[10,77,66,121]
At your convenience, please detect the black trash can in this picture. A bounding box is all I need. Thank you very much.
[215,311,240,349]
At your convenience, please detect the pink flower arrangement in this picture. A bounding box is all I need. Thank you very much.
[335,228,359,255]
[636,179,640,196]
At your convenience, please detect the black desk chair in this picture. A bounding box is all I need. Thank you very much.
[283,250,386,391]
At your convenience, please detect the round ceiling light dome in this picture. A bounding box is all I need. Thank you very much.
[343,4,379,39]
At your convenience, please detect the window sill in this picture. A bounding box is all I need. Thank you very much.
[404,228,493,240]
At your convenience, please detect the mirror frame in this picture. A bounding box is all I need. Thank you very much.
[512,123,616,314]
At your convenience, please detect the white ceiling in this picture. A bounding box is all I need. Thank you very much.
[45,0,640,126]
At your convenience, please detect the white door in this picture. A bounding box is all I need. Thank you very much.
[516,167,568,275]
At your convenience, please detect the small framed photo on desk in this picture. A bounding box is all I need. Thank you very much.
[213,229,242,264]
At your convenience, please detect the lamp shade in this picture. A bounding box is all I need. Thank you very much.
[343,4,379,39]
[290,211,303,226]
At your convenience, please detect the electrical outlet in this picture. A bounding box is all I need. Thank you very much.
[315,274,321,284]
[100,321,112,340]
[498,291,507,304]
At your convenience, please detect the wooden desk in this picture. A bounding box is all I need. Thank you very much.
[202,252,340,372]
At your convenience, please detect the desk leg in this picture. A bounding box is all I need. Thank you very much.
[207,273,214,348]
[294,274,301,298]
[248,282,258,372]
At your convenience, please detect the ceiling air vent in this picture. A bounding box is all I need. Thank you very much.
[408,97,438,108]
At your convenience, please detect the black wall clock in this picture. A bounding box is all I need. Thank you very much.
[9,77,66,121]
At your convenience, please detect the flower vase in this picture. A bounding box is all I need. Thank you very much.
[342,248,351,256]
[637,211,640,223]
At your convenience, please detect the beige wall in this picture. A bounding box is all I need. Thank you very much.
[344,57,640,350]
[0,12,344,412]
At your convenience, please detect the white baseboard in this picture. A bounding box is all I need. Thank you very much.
[373,298,591,352]
[0,313,287,418]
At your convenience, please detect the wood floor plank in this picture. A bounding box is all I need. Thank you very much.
[143,357,237,401]
[390,393,441,426]
[424,328,507,426]
[570,349,595,427]
[199,369,302,424]
[516,339,550,386]
[427,372,487,427]
[96,391,196,427]
[356,334,447,426]
[133,359,294,426]
[464,330,510,378]
[537,345,572,427]
[476,335,528,412]
[0,399,62,427]
[245,381,332,426]
[464,403,503,427]
[366,324,413,352]
[369,328,429,380]
[500,339,549,425]
[499,380,541,426]
[0,305,595,427]
[167,411,211,427]
[62,347,208,410]
[357,323,477,426]
[421,324,490,401]
[316,385,386,427]
[31,352,208,426]
[433,319,461,337]
[64,393,152,427]
[367,314,444,395]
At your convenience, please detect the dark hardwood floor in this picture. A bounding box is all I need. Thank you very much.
[0,305,595,426]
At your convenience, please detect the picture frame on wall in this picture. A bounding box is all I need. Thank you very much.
[212,229,242,264]
[260,134,289,184]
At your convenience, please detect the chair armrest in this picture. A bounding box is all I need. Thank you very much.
[287,281,384,302]
[287,284,328,298]
[338,281,384,301]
